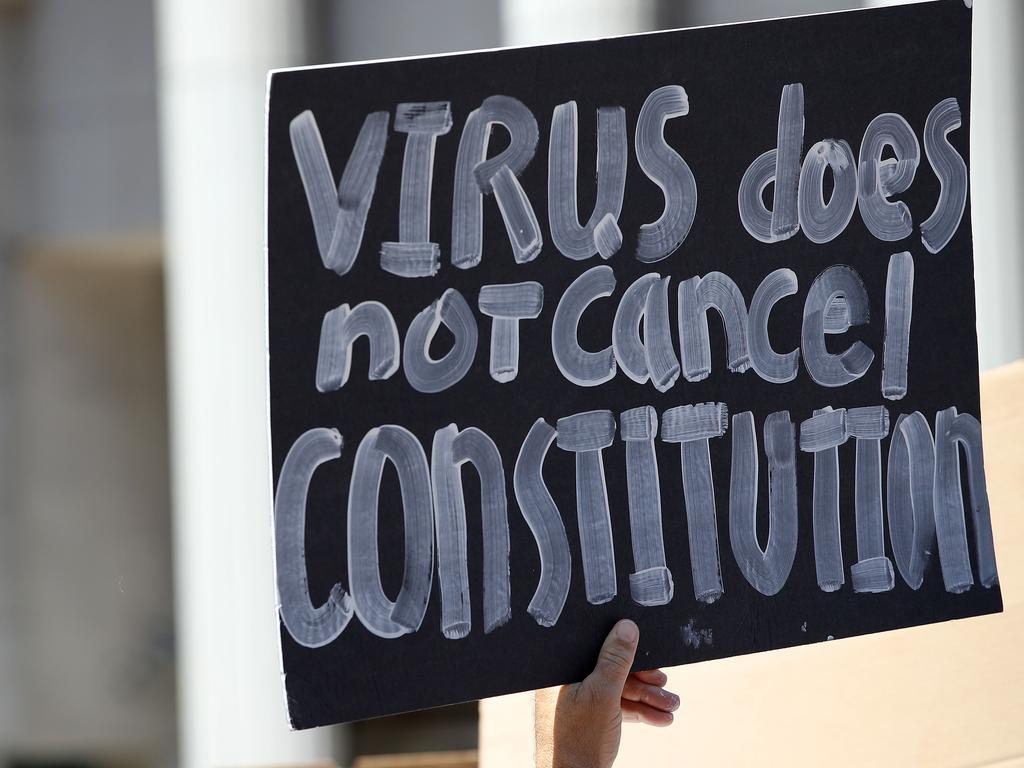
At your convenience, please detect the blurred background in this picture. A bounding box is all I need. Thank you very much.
[0,0,1020,766]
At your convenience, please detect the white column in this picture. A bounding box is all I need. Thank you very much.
[155,2,337,766]
[866,0,1024,370]
[968,0,1024,369]
[501,0,655,46]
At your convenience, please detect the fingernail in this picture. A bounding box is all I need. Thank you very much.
[616,619,639,644]
[666,692,680,711]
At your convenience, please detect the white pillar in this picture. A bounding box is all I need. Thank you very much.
[501,0,655,46]
[155,2,338,765]
[968,0,1024,369]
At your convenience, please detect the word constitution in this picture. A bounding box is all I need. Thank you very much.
[274,83,996,649]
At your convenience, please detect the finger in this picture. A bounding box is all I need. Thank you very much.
[622,677,679,712]
[632,668,668,687]
[584,620,639,697]
[621,699,675,727]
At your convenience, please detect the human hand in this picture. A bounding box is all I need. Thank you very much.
[548,619,678,768]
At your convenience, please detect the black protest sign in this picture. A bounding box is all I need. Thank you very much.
[266,0,1001,728]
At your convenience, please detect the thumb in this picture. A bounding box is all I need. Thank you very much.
[584,619,639,700]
